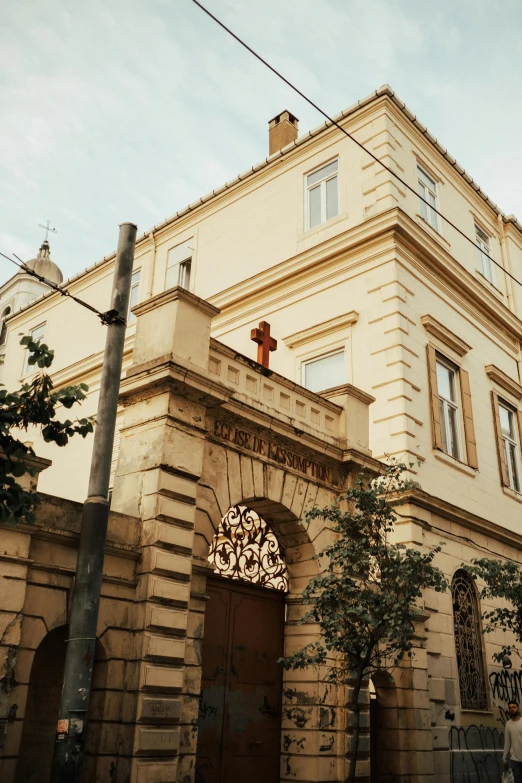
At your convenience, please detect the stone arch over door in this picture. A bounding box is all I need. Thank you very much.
[14,626,107,783]
[195,444,341,782]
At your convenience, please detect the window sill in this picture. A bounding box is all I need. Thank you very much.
[298,212,348,242]
[460,708,494,716]
[433,449,477,476]
[502,485,522,504]
[476,269,504,298]
[416,214,451,249]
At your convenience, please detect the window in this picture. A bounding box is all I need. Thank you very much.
[418,166,438,232]
[451,570,488,711]
[436,359,461,459]
[306,159,339,230]
[166,239,193,291]
[209,505,288,591]
[302,350,345,393]
[127,269,141,323]
[0,306,11,346]
[23,323,46,375]
[475,225,494,284]
[426,345,478,468]
[493,395,522,492]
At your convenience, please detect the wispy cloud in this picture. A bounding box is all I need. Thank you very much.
[1,0,521,282]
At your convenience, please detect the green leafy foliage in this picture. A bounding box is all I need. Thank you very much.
[0,336,94,524]
[280,463,448,782]
[468,558,522,663]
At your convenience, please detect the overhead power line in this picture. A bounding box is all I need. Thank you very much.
[190,0,521,291]
[0,251,125,325]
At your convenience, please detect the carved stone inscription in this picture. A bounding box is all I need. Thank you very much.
[212,419,334,484]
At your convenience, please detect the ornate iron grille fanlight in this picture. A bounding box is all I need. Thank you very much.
[208,505,288,591]
[452,570,488,711]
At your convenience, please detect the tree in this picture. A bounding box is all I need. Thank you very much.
[468,558,522,664]
[0,336,93,524]
[280,463,448,783]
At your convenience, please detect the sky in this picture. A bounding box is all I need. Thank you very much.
[1,0,522,282]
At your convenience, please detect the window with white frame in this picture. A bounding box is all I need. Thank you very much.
[418,166,439,232]
[306,159,339,230]
[166,239,193,291]
[127,269,141,323]
[302,349,345,393]
[499,400,521,492]
[475,224,494,284]
[436,358,461,459]
[23,322,46,375]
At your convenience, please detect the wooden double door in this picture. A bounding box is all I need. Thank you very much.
[196,576,285,783]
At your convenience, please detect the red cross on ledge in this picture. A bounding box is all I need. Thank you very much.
[250,321,277,369]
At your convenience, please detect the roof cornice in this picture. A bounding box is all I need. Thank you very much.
[7,85,521,321]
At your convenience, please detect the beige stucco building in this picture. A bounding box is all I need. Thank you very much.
[2,85,522,782]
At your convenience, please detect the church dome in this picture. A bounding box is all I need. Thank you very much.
[25,240,63,285]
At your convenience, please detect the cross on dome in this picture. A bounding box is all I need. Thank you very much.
[250,320,277,368]
[38,220,57,242]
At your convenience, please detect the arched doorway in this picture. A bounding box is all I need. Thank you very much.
[370,672,399,783]
[15,626,107,783]
[196,505,288,783]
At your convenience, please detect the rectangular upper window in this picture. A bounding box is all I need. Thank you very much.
[306,159,339,230]
[498,400,521,492]
[166,239,193,291]
[127,269,141,323]
[23,322,46,375]
[302,349,345,393]
[428,345,478,468]
[418,166,439,232]
[475,224,494,284]
[436,359,461,459]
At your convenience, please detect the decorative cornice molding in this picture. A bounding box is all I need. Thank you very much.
[320,383,375,406]
[398,486,522,550]
[421,314,472,357]
[283,311,359,349]
[132,286,220,319]
[485,364,522,400]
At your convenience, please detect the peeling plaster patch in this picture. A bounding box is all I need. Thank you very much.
[284,754,295,777]
[284,687,314,704]
[319,706,335,728]
[283,734,306,752]
[320,734,334,752]
[285,707,308,728]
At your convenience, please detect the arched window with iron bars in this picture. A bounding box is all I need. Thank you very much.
[451,569,488,710]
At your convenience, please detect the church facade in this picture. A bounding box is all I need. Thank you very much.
[2,86,522,781]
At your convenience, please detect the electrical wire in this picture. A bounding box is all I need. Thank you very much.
[0,251,124,325]
[190,0,522,290]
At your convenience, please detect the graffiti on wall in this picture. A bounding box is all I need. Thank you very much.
[489,669,522,725]
[449,725,503,782]
[448,668,522,782]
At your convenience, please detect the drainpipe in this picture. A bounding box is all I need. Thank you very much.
[498,213,515,313]
[144,230,157,298]
[498,213,522,385]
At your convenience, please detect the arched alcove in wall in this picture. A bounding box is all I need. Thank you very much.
[14,626,107,783]
[370,671,400,783]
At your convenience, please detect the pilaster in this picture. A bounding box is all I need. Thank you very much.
[111,288,220,783]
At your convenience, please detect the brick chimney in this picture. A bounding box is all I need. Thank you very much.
[268,110,299,155]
